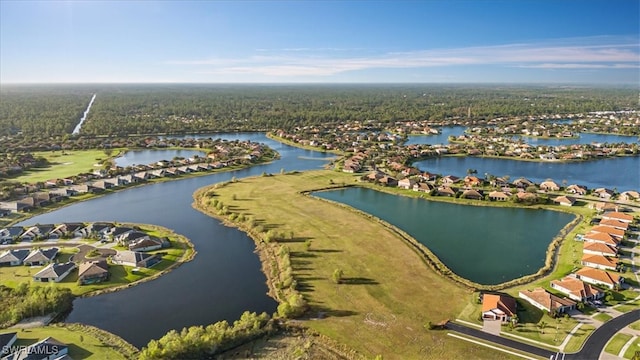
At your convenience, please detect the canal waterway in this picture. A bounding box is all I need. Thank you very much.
[72,93,96,135]
[313,187,575,285]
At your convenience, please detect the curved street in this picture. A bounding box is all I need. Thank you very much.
[448,309,640,360]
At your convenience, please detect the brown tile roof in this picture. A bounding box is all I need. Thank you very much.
[590,225,625,238]
[482,294,516,317]
[551,276,603,300]
[78,260,109,278]
[575,267,621,286]
[598,219,629,230]
[581,254,618,268]
[584,231,620,246]
[519,288,576,312]
[583,242,618,256]
[602,212,634,222]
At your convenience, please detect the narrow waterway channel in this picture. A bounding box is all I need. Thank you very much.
[72,93,96,135]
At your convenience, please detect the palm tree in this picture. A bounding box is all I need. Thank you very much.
[538,321,547,334]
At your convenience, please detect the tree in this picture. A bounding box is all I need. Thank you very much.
[332,269,344,284]
[538,321,547,334]
[466,168,478,176]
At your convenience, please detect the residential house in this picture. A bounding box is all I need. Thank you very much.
[76,222,114,239]
[490,177,510,188]
[553,196,576,206]
[441,175,460,185]
[488,191,510,201]
[19,224,54,241]
[23,248,59,266]
[78,260,110,285]
[0,209,10,218]
[378,176,398,187]
[128,237,165,252]
[573,267,623,290]
[512,177,534,188]
[516,192,538,202]
[412,182,435,193]
[0,332,17,357]
[419,172,437,182]
[581,254,618,271]
[583,231,620,247]
[464,176,483,187]
[593,188,615,199]
[619,191,639,202]
[397,178,416,190]
[583,242,618,257]
[111,227,136,242]
[3,336,68,360]
[481,294,517,323]
[0,198,34,212]
[0,249,30,266]
[33,262,76,282]
[540,180,560,191]
[366,170,385,182]
[550,276,604,302]
[566,184,588,195]
[518,288,576,314]
[111,251,161,268]
[50,223,85,239]
[590,225,625,240]
[598,219,629,231]
[133,171,149,181]
[116,231,148,245]
[0,227,24,243]
[461,189,483,200]
[592,202,619,213]
[602,212,634,223]
[70,184,92,194]
[437,186,457,197]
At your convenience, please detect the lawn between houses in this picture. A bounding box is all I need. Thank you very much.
[0,224,194,297]
[193,170,528,360]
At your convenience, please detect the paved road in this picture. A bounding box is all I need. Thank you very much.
[446,322,556,359]
[448,310,640,360]
[570,309,640,360]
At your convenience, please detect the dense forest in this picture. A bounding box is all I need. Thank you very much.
[0,283,74,327]
[1,84,637,137]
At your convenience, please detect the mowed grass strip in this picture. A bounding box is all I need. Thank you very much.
[605,333,633,356]
[201,170,516,360]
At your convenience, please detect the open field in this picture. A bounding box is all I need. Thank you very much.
[0,324,133,359]
[194,170,529,359]
[10,150,120,183]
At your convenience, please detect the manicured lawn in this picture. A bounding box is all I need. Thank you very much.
[617,301,640,313]
[563,324,595,353]
[605,333,633,356]
[11,150,122,183]
[0,325,128,359]
[504,299,579,346]
[630,320,640,331]
[623,337,640,359]
[593,313,613,322]
[194,170,517,359]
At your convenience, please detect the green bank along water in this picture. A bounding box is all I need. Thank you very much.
[313,187,575,285]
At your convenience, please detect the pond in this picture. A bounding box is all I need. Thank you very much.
[313,187,575,285]
[115,149,206,167]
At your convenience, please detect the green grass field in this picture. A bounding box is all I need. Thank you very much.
[194,170,531,360]
[605,333,633,356]
[0,325,128,359]
[11,150,120,183]
[623,337,640,359]
[563,324,596,353]
[593,313,613,322]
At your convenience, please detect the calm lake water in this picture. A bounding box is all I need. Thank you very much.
[18,133,334,347]
[313,187,575,285]
[405,126,466,145]
[115,149,206,167]
[413,156,640,192]
[14,131,637,347]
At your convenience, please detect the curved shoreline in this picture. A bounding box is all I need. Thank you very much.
[307,185,582,291]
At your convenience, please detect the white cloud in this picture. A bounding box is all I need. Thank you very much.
[166,36,640,77]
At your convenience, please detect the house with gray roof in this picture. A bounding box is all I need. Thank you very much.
[0,249,30,266]
[78,260,109,285]
[33,262,76,283]
[111,251,160,268]
[2,336,69,360]
[0,227,24,243]
[23,248,59,266]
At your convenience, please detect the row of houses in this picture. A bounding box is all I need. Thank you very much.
[483,211,635,322]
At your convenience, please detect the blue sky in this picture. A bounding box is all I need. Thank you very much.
[1,0,638,84]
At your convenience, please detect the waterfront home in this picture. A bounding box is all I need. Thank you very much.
[128,237,166,252]
[590,225,625,240]
[488,191,510,201]
[111,226,136,242]
[540,180,560,191]
[441,175,460,184]
[550,276,604,302]
[76,222,114,239]
[0,249,30,266]
[0,227,24,242]
[464,176,482,187]
[116,231,148,245]
[592,202,620,213]
[378,176,398,187]
[481,294,517,323]
[23,248,59,266]
[598,219,629,231]
[3,336,68,360]
[512,177,534,189]
[593,188,615,199]
[32,262,76,283]
[553,195,576,206]
[111,251,160,268]
[573,267,623,290]
[583,242,618,257]
[602,212,634,223]
[398,178,416,190]
[461,189,483,200]
[50,222,85,239]
[19,225,53,241]
[566,184,588,195]
[78,260,110,285]
[518,288,576,314]
[437,186,457,197]
[412,182,435,193]
[619,190,640,202]
[581,254,618,271]
[583,231,620,247]
[0,198,33,212]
